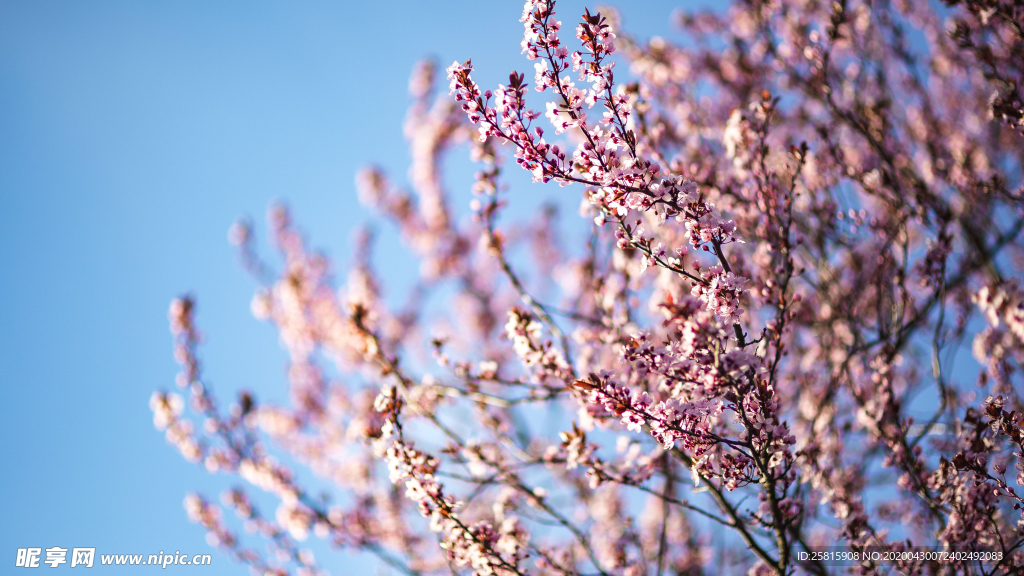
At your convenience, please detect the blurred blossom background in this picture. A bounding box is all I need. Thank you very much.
[0,1,691,573]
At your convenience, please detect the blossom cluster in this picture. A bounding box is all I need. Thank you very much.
[155,0,1024,574]
[376,387,528,576]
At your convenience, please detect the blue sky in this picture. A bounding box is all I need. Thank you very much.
[0,2,689,573]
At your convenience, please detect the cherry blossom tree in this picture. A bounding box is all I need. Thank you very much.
[152,0,1024,574]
